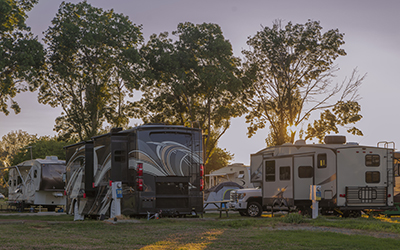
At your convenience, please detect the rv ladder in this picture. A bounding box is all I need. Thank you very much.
[377,141,395,186]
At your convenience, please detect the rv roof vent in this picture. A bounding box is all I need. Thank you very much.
[324,135,346,144]
[294,140,306,145]
[45,156,58,161]
[346,142,359,146]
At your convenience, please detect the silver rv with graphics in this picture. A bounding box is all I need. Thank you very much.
[249,135,395,217]
[64,125,204,220]
[8,156,66,211]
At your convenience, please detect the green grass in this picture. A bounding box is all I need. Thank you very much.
[0,212,399,249]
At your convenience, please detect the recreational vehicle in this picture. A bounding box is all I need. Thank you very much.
[249,135,395,217]
[206,163,253,189]
[64,124,204,220]
[8,156,66,211]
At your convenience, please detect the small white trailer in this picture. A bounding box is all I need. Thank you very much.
[8,156,66,211]
[250,135,395,217]
[206,163,253,189]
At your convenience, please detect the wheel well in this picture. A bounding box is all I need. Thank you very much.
[246,197,262,207]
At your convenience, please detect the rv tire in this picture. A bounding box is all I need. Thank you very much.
[247,202,262,217]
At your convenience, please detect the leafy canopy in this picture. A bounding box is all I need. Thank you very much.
[0,0,44,115]
[137,22,247,164]
[39,1,143,141]
[243,20,364,145]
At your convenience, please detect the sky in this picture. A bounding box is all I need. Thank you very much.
[1,0,399,165]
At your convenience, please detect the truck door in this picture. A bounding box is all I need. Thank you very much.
[294,155,314,200]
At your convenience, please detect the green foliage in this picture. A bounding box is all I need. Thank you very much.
[0,130,37,168]
[39,1,143,141]
[10,136,74,165]
[282,213,305,224]
[243,20,364,146]
[137,22,247,163]
[0,0,45,115]
[205,147,234,174]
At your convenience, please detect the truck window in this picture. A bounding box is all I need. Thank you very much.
[366,154,380,167]
[279,166,290,181]
[366,171,380,183]
[265,160,275,182]
[298,166,313,178]
[317,154,327,168]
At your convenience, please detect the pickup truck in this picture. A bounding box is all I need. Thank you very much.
[229,187,263,217]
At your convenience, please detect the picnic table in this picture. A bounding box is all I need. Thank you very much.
[203,200,230,218]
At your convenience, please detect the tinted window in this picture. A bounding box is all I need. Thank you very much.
[366,171,380,183]
[265,161,275,182]
[298,166,313,178]
[280,166,290,181]
[366,155,380,166]
[317,154,327,168]
[149,132,192,147]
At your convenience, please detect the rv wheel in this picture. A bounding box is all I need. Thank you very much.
[247,202,262,217]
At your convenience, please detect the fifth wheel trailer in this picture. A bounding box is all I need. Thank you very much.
[8,156,66,211]
[250,135,395,217]
[64,124,204,220]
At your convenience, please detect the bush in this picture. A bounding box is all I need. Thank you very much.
[282,213,305,224]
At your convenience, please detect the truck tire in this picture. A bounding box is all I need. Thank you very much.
[247,202,262,217]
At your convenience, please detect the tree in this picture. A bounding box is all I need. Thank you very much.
[10,136,73,165]
[39,1,143,141]
[0,0,45,115]
[0,130,36,194]
[0,130,36,168]
[243,20,365,146]
[137,22,247,165]
[205,147,234,175]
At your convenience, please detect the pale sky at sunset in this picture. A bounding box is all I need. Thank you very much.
[1,0,399,165]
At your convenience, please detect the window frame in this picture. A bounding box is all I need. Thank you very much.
[365,171,380,183]
[265,160,276,182]
[365,154,380,167]
[279,166,291,181]
[317,154,327,168]
[298,166,313,178]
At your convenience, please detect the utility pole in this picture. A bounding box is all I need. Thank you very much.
[27,146,33,160]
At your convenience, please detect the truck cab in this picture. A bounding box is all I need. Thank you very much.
[229,187,263,217]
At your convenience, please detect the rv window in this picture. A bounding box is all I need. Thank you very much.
[317,154,327,168]
[366,155,380,167]
[34,170,37,178]
[13,180,16,186]
[280,166,290,181]
[17,176,22,185]
[265,160,275,182]
[298,166,313,178]
[366,171,380,183]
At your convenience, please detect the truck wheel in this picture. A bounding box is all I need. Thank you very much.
[239,210,248,216]
[247,202,262,217]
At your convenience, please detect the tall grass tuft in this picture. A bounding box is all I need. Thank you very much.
[282,213,305,224]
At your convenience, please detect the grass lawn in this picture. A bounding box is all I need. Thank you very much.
[0,212,400,249]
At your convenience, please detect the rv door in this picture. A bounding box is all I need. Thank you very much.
[294,155,314,200]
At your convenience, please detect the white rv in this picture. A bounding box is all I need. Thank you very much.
[206,163,253,189]
[8,156,66,211]
[250,135,395,217]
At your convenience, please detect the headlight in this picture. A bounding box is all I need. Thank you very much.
[238,193,246,200]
